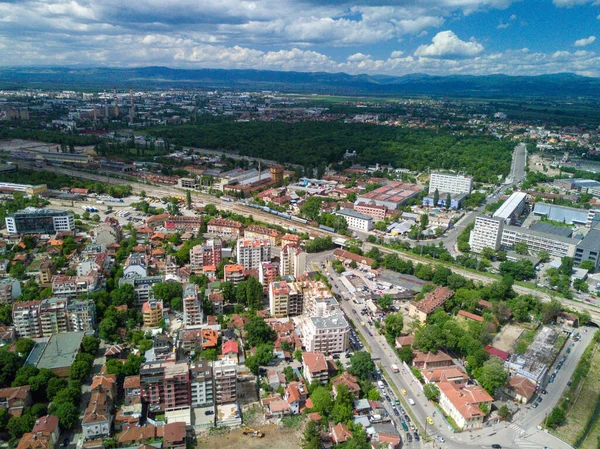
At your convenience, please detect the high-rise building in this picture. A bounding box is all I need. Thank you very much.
[259,262,278,292]
[268,281,304,318]
[183,283,203,328]
[39,297,69,336]
[280,244,307,278]
[140,360,191,413]
[14,298,95,337]
[236,239,271,269]
[12,301,42,338]
[190,359,214,408]
[5,207,75,235]
[142,300,163,328]
[469,216,504,253]
[213,356,237,405]
[428,173,473,196]
[295,310,349,354]
[190,239,222,274]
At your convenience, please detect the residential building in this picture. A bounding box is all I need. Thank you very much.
[438,382,493,430]
[164,215,204,232]
[38,260,54,285]
[332,372,361,398]
[281,234,301,248]
[280,244,307,278]
[208,292,224,315]
[163,422,187,449]
[335,208,374,231]
[39,297,69,336]
[183,283,203,328]
[244,224,282,246]
[493,191,528,224]
[236,239,271,269]
[142,300,163,328]
[0,278,21,303]
[213,356,237,405]
[12,301,42,338]
[504,376,536,404]
[5,208,75,235]
[140,360,191,413]
[295,310,349,354]
[574,229,600,268]
[224,264,245,284]
[82,390,112,440]
[302,352,335,384]
[190,359,214,408]
[408,286,454,323]
[32,415,60,446]
[259,262,279,292]
[123,252,148,277]
[16,433,52,449]
[301,280,338,318]
[284,381,308,414]
[469,216,504,253]
[269,281,304,318]
[422,365,469,385]
[190,238,222,274]
[207,218,243,238]
[353,201,387,221]
[118,274,163,309]
[412,350,453,370]
[428,173,473,195]
[51,274,99,299]
[0,385,32,416]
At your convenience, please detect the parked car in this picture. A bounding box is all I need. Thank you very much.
[492,445,502,449]
[414,432,420,441]
[406,432,413,442]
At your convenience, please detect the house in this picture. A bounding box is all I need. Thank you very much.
[16,433,53,449]
[302,352,336,385]
[222,340,239,362]
[438,382,493,430]
[408,286,454,323]
[82,390,112,440]
[331,372,361,398]
[163,422,186,449]
[0,385,32,416]
[262,394,292,418]
[457,310,484,322]
[395,334,414,350]
[124,375,141,398]
[412,350,453,370]
[484,346,510,362]
[504,376,537,404]
[284,381,308,414]
[267,369,286,390]
[422,365,469,386]
[117,424,161,446]
[31,415,60,445]
[330,422,353,444]
[105,344,126,359]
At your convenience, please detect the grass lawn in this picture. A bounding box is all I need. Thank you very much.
[553,342,600,448]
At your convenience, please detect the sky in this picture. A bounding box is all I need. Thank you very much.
[1,0,600,76]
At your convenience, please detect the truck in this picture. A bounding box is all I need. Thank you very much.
[391,364,399,373]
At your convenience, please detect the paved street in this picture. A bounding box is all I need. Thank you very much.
[505,143,528,186]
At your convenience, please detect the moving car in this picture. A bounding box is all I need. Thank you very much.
[401,389,407,395]
[492,445,502,449]
[427,417,434,425]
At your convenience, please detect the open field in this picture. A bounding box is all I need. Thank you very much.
[492,324,524,352]
[528,153,562,177]
[197,423,302,449]
[553,342,600,448]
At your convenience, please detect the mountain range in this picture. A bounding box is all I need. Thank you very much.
[1,66,600,97]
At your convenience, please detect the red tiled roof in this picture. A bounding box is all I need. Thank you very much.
[458,310,484,322]
[484,346,510,361]
[222,340,239,355]
[302,352,328,374]
[506,376,536,400]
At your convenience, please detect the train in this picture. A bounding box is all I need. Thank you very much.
[319,224,336,233]
[244,203,315,229]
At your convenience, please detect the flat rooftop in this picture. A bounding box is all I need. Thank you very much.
[34,332,85,370]
[493,192,527,220]
[530,222,573,238]
[533,203,588,225]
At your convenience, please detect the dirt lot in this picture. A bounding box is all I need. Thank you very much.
[492,324,524,352]
[528,153,562,177]
[197,423,302,449]
[554,343,600,449]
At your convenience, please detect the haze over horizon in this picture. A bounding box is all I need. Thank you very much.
[1,0,600,77]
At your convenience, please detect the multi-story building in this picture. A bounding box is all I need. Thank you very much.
[142,301,163,328]
[118,274,163,309]
[39,260,55,285]
[183,284,203,328]
[15,298,95,337]
[164,216,204,233]
[335,209,374,231]
[140,360,191,413]
[213,356,237,405]
[82,390,112,440]
[353,202,388,221]
[51,274,100,299]
[67,299,97,332]
[268,281,304,318]
[39,297,69,336]
[408,286,454,324]
[224,264,245,284]
[500,225,577,258]
[123,253,148,277]
[244,225,281,246]
[0,278,21,304]
[302,352,332,385]
[190,359,214,408]
[469,216,504,253]
[428,173,473,196]
[280,244,306,278]
[301,281,338,318]
[259,262,279,292]
[12,301,42,338]
[295,310,349,354]
[574,229,600,268]
[236,239,271,270]
[207,218,243,238]
[492,191,528,225]
[190,239,222,274]
[438,382,493,430]
[5,208,74,235]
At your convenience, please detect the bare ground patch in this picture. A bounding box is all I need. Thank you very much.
[197,423,302,449]
[492,324,524,352]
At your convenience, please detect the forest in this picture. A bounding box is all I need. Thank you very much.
[150,120,515,183]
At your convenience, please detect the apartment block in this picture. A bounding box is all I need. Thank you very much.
[118,274,163,309]
[500,225,577,258]
[236,239,272,270]
[183,283,203,328]
[428,172,473,196]
[295,310,349,354]
[280,244,307,278]
[213,356,237,405]
[39,297,69,336]
[12,301,42,338]
[189,239,222,274]
[335,209,374,232]
[0,278,21,304]
[301,280,339,318]
[469,216,504,253]
[244,225,282,246]
[353,201,388,221]
[140,360,191,413]
[51,274,99,299]
[207,218,243,238]
[142,300,163,328]
[224,264,245,284]
[259,262,279,292]
[269,281,304,318]
[190,359,214,408]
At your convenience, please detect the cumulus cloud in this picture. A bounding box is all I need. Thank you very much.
[553,0,594,6]
[497,22,510,29]
[414,30,484,59]
[574,36,596,46]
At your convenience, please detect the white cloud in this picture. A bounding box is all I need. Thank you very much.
[497,22,510,28]
[574,36,596,46]
[347,53,372,61]
[510,14,517,20]
[553,0,594,7]
[414,30,484,59]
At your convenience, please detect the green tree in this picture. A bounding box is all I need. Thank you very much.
[514,242,529,255]
[110,283,136,307]
[294,350,303,362]
[367,388,381,400]
[51,402,80,430]
[350,351,375,380]
[186,190,192,208]
[397,346,414,363]
[423,383,440,402]
[310,386,333,415]
[151,282,183,307]
[244,316,276,348]
[69,361,91,382]
[301,419,321,449]
[47,377,68,401]
[301,197,323,221]
[538,250,550,263]
[546,407,566,429]
[498,404,511,420]
[420,213,429,230]
[433,189,439,207]
[560,257,574,276]
[446,193,452,208]
[573,278,589,292]
[81,336,100,356]
[384,313,404,340]
[377,294,394,311]
[283,366,297,383]
[14,339,35,357]
[0,351,23,387]
[474,357,508,394]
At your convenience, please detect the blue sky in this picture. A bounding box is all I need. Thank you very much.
[0,0,599,76]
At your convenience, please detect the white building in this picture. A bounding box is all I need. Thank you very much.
[183,283,203,328]
[295,310,349,354]
[438,382,493,430]
[493,191,527,224]
[190,359,214,408]
[213,356,237,405]
[335,209,374,232]
[280,244,307,278]
[469,216,504,253]
[236,239,272,270]
[429,173,473,195]
[500,226,577,258]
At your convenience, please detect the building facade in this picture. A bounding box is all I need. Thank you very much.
[279,244,307,278]
[295,310,349,354]
[236,239,272,270]
[335,209,374,231]
[469,216,504,253]
[190,359,214,408]
[183,283,203,328]
[428,173,473,196]
[5,208,75,235]
[213,357,237,405]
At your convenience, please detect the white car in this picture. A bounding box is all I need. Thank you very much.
[437,436,445,443]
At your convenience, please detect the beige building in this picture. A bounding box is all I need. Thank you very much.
[295,310,349,354]
[236,239,271,270]
[438,382,493,430]
[408,286,454,324]
[142,300,163,328]
[279,244,307,278]
[268,281,304,318]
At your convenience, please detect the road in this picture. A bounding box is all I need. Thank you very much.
[505,143,528,186]
[316,258,589,449]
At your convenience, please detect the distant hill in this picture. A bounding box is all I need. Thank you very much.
[1,66,600,97]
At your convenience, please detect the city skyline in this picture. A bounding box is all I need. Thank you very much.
[1,0,600,76]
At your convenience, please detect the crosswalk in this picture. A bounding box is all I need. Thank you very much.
[513,440,542,449]
[507,423,525,434]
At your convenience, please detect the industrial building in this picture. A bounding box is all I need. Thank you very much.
[428,173,473,195]
[574,229,600,268]
[532,203,588,226]
[356,182,422,210]
[25,332,85,377]
[5,207,75,234]
[335,208,374,231]
[500,225,577,258]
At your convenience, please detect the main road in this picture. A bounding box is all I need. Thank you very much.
[505,143,528,186]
